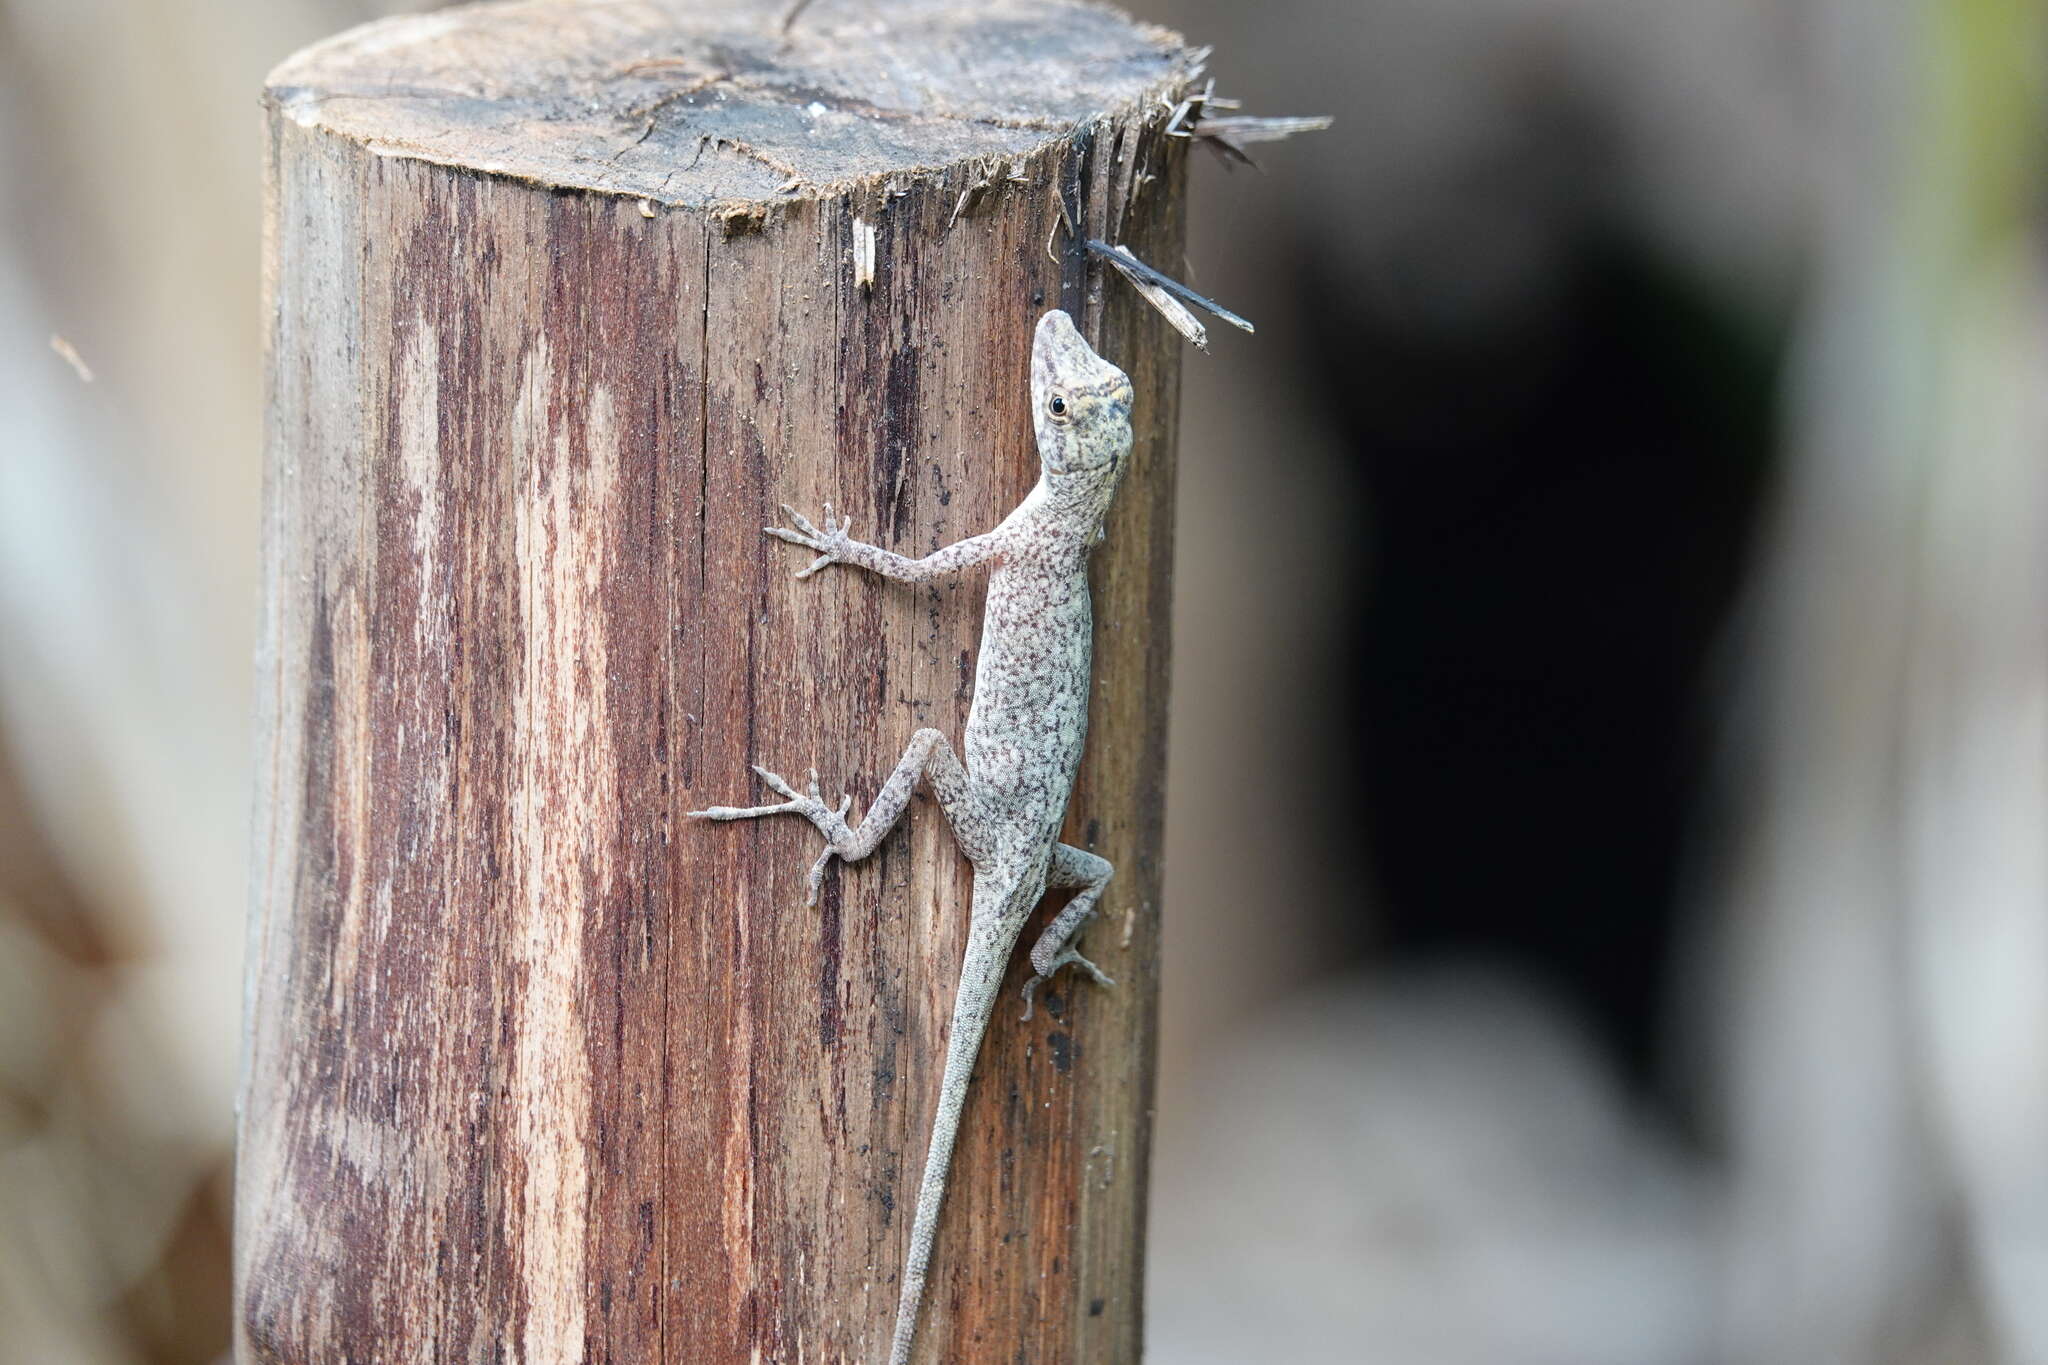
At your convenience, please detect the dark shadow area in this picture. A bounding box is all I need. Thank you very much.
[1305,222,1783,1102]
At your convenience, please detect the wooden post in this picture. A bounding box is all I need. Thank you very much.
[237,2,1191,1360]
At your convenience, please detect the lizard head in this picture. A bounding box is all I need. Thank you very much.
[1031,309,1133,484]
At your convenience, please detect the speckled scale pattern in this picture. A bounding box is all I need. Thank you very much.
[689,309,1133,1364]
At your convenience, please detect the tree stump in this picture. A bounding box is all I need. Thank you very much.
[238,2,1194,1360]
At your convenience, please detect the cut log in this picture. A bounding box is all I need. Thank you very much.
[238,1,1193,1360]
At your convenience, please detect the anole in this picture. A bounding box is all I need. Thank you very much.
[689,308,1134,1364]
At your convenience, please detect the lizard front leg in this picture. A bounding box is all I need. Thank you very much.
[687,727,993,903]
[1020,842,1116,1020]
[766,503,1005,583]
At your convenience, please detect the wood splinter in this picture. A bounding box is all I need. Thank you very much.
[1164,76,1333,166]
[853,216,878,291]
[1084,238,1254,346]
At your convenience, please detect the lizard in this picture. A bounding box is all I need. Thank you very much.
[687,307,1135,1364]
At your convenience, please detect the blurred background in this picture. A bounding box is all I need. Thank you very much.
[1,0,2041,1361]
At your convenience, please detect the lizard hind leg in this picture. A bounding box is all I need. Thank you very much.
[687,727,989,904]
[1020,843,1117,1021]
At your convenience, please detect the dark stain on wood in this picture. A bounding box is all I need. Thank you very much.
[1047,1031,1074,1075]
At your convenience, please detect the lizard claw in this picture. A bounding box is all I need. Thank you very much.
[806,846,835,905]
[799,784,858,904]
[750,763,804,803]
[1074,956,1116,989]
[766,502,854,576]
[685,764,811,820]
[1019,950,1115,1021]
[691,764,859,905]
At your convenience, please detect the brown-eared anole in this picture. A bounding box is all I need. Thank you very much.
[689,308,1134,1363]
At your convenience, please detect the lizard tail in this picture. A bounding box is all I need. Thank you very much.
[888,915,1018,1365]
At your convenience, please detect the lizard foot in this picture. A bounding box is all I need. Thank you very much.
[765,503,852,578]
[1019,949,1115,1022]
[687,765,856,904]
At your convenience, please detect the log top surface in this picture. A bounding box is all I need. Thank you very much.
[267,0,1197,208]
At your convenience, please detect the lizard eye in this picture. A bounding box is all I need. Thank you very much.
[1047,393,1069,420]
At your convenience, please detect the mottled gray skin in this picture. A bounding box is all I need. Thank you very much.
[688,309,1133,1364]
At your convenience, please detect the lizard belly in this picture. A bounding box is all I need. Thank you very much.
[963,569,1092,843]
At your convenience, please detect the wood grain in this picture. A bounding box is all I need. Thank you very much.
[238,1,1192,1361]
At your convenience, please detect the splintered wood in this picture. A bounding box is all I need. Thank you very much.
[1098,244,1211,348]
[1073,70,1327,344]
[1086,238,1256,349]
[1162,76,1333,165]
[853,216,877,291]
[240,1,1192,1361]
